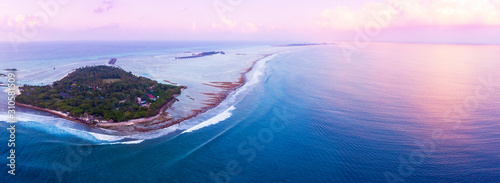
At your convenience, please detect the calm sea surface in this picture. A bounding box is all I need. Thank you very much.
[1,42,500,182]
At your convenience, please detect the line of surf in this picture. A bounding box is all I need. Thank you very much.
[6,47,304,144]
[179,51,282,134]
[182,106,236,133]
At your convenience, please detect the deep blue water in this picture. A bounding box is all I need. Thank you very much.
[1,42,500,182]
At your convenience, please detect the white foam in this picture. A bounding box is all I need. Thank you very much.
[0,113,144,144]
[182,105,236,133]
[101,139,145,145]
[0,112,58,123]
[179,53,279,134]
[57,127,146,145]
[3,47,303,141]
[86,131,128,141]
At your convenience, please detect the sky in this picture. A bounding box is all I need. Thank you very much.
[1,0,500,44]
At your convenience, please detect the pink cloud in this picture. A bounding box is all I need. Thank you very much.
[319,0,500,30]
[1,0,499,43]
[93,0,115,14]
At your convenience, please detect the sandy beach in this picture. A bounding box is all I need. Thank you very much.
[15,103,86,124]
[94,52,282,133]
[9,45,304,134]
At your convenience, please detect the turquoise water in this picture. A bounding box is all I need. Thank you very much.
[0,41,268,71]
[1,43,500,182]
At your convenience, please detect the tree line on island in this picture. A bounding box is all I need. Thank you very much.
[16,65,183,123]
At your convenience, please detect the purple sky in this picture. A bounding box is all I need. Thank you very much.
[1,0,500,44]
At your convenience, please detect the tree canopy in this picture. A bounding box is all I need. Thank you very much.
[16,65,183,123]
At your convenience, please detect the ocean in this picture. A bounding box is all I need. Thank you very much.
[1,42,500,182]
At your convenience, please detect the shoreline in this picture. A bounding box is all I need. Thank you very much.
[15,90,183,128]
[15,52,277,133]
[15,103,90,125]
[138,53,275,131]
[95,93,181,128]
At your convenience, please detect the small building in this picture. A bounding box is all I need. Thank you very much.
[147,94,155,100]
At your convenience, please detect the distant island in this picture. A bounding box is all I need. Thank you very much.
[275,43,333,47]
[175,51,225,59]
[16,65,184,124]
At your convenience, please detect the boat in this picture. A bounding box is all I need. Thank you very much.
[108,58,117,64]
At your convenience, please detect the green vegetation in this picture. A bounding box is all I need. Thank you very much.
[16,65,183,123]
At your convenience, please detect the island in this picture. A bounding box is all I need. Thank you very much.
[16,65,184,125]
[175,51,225,59]
[275,43,334,47]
